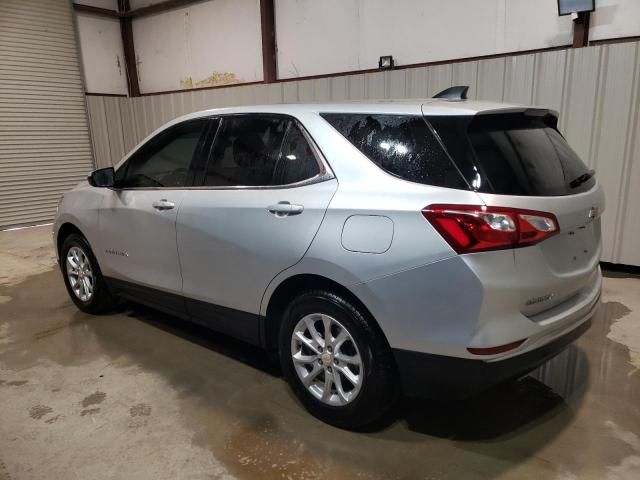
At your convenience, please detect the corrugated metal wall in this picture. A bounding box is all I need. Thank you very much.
[86,42,640,266]
[0,0,94,228]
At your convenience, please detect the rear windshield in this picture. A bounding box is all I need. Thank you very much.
[320,113,468,189]
[427,112,595,196]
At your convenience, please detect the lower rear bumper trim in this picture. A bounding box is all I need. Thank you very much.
[392,317,592,399]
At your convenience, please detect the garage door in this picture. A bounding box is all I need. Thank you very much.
[0,0,94,229]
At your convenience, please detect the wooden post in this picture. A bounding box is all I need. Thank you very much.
[118,0,140,96]
[260,0,277,83]
[572,11,591,48]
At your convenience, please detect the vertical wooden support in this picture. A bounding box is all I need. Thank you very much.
[119,0,140,96]
[572,11,591,48]
[260,0,277,83]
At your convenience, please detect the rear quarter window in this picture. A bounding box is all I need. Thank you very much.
[320,113,468,189]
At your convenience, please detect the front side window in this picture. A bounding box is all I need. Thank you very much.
[116,120,206,188]
[203,116,320,187]
[320,113,468,189]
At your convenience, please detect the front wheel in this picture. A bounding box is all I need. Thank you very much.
[279,290,397,430]
[60,233,117,314]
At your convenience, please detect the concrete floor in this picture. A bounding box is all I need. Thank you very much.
[1,226,639,480]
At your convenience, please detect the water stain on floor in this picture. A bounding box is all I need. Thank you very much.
[2,380,27,387]
[45,415,62,424]
[129,403,152,417]
[80,391,106,408]
[604,301,640,371]
[604,420,640,479]
[80,408,101,417]
[29,405,52,420]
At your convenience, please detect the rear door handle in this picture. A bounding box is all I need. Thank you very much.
[268,201,304,217]
[152,199,175,211]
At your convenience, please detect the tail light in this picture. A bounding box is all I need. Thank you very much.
[422,204,559,254]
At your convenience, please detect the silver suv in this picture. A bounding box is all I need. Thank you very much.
[54,87,603,429]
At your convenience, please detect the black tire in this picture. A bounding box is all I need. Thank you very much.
[279,290,397,430]
[60,233,117,314]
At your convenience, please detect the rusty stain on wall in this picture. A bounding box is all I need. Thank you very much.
[179,72,239,89]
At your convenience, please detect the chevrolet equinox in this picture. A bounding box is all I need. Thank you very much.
[54,87,603,429]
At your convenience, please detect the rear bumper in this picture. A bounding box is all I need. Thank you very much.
[392,315,592,399]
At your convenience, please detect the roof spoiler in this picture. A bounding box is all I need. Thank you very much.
[433,86,469,100]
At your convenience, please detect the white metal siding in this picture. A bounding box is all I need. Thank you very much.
[0,0,94,228]
[86,42,640,266]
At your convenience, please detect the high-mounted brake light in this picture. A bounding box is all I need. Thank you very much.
[422,204,559,254]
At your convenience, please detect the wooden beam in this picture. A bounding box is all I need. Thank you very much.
[74,0,205,18]
[260,0,277,83]
[73,3,119,17]
[123,0,207,18]
[118,0,140,96]
[572,11,591,48]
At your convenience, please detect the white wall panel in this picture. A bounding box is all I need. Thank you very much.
[590,0,640,41]
[132,0,263,93]
[503,0,573,52]
[74,0,639,94]
[275,0,573,79]
[75,13,127,95]
[86,42,640,266]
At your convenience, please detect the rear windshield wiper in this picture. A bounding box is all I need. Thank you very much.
[569,169,595,189]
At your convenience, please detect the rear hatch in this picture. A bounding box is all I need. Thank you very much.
[426,109,604,317]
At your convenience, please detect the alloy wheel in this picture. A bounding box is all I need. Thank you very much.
[290,313,364,406]
[66,246,94,302]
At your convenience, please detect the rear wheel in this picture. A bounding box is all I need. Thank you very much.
[279,290,397,430]
[60,233,117,314]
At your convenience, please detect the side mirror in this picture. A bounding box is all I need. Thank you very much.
[88,167,115,188]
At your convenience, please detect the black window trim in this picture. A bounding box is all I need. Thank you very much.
[113,113,334,191]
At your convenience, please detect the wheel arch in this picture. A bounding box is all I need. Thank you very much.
[263,273,390,353]
[56,223,86,259]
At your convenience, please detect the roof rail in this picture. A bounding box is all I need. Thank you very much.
[433,86,469,100]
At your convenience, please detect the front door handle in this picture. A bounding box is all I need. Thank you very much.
[152,199,175,211]
[268,201,304,217]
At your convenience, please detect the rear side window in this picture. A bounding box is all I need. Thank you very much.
[204,116,288,187]
[427,113,595,196]
[272,123,320,185]
[203,116,320,187]
[320,113,468,189]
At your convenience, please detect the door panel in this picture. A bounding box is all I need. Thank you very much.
[177,179,338,315]
[96,118,211,315]
[99,189,186,311]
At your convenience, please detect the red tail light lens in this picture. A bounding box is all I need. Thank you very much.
[422,204,559,254]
